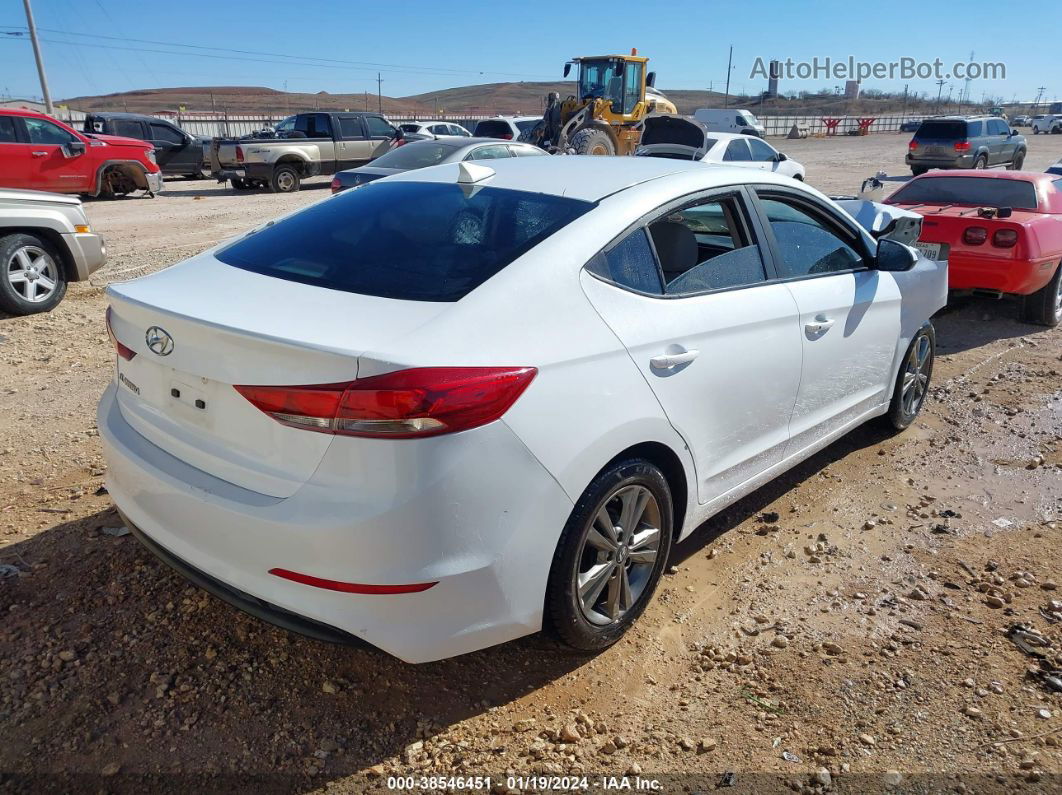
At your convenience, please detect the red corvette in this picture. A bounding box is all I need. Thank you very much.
[885,170,1062,326]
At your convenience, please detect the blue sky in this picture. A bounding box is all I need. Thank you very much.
[0,0,1057,103]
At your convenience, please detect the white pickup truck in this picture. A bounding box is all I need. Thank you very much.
[208,112,400,192]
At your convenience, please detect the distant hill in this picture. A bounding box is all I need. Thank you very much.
[61,82,958,118]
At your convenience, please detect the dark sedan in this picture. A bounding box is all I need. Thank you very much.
[330,137,546,193]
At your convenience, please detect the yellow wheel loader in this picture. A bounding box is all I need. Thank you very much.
[529,50,676,156]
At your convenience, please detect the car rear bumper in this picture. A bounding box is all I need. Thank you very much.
[905,153,972,168]
[97,382,574,663]
[947,253,1058,295]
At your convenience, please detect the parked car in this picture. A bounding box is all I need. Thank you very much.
[207,111,400,192]
[331,137,545,192]
[906,116,1027,175]
[1048,159,1062,177]
[0,188,105,315]
[1031,115,1062,135]
[693,108,766,138]
[899,119,921,132]
[634,116,805,179]
[396,121,471,139]
[83,113,207,178]
[0,108,162,198]
[885,170,1062,326]
[100,157,945,663]
[471,117,541,141]
[1012,115,1032,127]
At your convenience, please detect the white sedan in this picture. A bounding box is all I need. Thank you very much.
[637,116,806,180]
[99,157,945,663]
[396,121,471,139]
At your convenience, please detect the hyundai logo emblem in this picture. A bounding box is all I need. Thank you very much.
[145,326,174,356]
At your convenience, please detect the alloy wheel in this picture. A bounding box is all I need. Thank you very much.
[901,333,932,416]
[6,245,59,303]
[576,484,662,626]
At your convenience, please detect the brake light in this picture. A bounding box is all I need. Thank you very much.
[105,306,136,361]
[235,145,244,163]
[908,140,918,151]
[500,133,513,140]
[268,568,437,594]
[963,226,988,245]
[234,367,537,439]
[992,228,1018,248]
[330,175,342,193]
[954,141,971,152]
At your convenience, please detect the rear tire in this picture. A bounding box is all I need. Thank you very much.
[973,155,988,170]
[1007,150,1026,170]
[1020,264,1062,327]
[911,166,928,176]
[570,127,616,156]
[269,164,301,193]
[0,233,68,316]
[885,323,935,431]
[545,458,673,651]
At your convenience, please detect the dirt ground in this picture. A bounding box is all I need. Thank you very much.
[1,133,1062,794]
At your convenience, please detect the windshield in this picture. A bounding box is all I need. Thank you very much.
[889,177,1039,210]
[216,181,594,302]
[578,59,622,104]
[739,112,759,126]
[370,141,456,169]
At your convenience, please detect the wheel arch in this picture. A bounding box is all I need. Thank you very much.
[92,160,150,196]
[0,226,77,283]
[274,155,316,177]
[597,440,690,541]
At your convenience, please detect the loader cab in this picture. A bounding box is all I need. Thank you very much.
[564,55,649,119]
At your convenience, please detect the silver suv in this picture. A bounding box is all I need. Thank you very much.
[906,116,1027,175]
[0,189,105,315]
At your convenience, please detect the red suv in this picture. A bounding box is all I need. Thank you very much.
[0,109,163,199]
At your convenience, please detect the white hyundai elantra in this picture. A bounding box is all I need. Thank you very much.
[99,156,946,663]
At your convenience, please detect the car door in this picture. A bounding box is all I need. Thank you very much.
[335,115,373,168]
[146,121,192,173]
[747,137,784,174]
[721,138,754,169]
[750,187,901,454]
[992,119,1017,163]
[0,115,35,188]
[363,115,399,159]
[22,116,91,193]
[580,188,803,505]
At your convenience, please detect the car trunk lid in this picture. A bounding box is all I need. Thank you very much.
[637,115,715,160]
[105,253,447,498]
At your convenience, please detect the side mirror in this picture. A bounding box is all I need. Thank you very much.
[776,152,787,162]
[646,71,656,88]
[1010,129,1019,136]
[64,141,86,157]
[563,63,572,78]
[875,238,919,272]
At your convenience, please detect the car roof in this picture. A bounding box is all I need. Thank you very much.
[383,154,792,202]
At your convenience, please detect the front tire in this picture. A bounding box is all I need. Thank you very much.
[885,324,935,431]
[269,164,301,193]
[1020,263,1062,327]
[570,127,616,156]
[545,458,673,651]
[0,233,68,316]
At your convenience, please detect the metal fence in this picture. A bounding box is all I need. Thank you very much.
[52,108,927,139]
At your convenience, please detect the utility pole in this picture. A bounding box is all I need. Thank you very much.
[21,0,52,114]
[934,79,945,113]
[901,83,909,121]
[723,46,733,108]
[1032,86,1045,111]
[376,72,383,113]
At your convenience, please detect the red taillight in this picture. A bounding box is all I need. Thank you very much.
[908,140,918,151]
[954,141,971,152]
[992,228,1018,248]
[105,306,136,361]
[394,137,408,147]
[234,367,537,439]
[500,133,513,140]
[330,175,341,193]
[268,568,436,594]
[962,226,988,245]
[235,145,244,163]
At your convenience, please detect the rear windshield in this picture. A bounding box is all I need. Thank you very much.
[889,177,1039,210]
[473,120,513,137]
[216,181,594,301]
[915,120,966,139]
[370,141,456,169]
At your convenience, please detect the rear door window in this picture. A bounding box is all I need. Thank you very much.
[112,120,146,139]
[916,120,965,139]
[748,138,777,161]
[215,181,594,302]
[338,117,365,139]
[0,116,19,142]
[586,227,662,294]
[723,139,752,161]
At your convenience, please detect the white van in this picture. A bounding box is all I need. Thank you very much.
[693,108,766,138]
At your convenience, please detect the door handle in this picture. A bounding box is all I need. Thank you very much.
[31,151,47,157]
[804,317,835,334]
[650,349,699,370]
